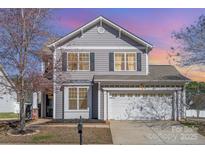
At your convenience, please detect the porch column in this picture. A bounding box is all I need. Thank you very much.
[32,92,38,120]
[103,90,108,120]
[177,90,181,121]
[182,87,186,119]
[40,93,43,118]
[62,87,64,121]
[43,94,47,118]
[98,82,101,119]
[172,93,175,120]
[173,91,177,121]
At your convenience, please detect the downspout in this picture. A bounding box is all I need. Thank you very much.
[62,86,64,121]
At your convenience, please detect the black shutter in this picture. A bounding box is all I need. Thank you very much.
[137,53,142,71]
[62,52,67,71]
[90,52,95,71]
[109,52,114,71]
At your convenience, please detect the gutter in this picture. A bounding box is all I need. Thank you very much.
[93,79,190,83]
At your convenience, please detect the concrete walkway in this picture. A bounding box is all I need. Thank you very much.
[110,121,205,145]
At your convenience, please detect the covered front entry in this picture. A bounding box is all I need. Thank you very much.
[108,92,173,120]
[38,92,53,118]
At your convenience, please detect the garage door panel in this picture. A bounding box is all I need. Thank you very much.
[108,94,172,120]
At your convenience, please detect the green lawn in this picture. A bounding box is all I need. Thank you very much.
[0,126,113,144]
[0,112,19,119]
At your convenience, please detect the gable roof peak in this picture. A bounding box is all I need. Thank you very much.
[48,16,153,50]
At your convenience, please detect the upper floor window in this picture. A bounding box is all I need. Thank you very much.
[114,52,136,71]
[67,52,90,71]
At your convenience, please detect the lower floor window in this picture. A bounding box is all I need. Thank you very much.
[68,87,88,110]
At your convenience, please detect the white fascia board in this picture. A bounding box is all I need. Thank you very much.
[102,17,153,48]
[58,46,145,50]
[53,48,56,119]
[62,83,92,86]
[94,79,189,82]
[102,87,182,91]
[145,54,149,75]
[48,17,101,48]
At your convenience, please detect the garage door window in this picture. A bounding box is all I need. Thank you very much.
[68,87,88,110]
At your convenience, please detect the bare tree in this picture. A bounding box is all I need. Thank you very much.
[124,95,173,120]
[0,9,52,132]
[171,15,205,71]
[37,38,70,92]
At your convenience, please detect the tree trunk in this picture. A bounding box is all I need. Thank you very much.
[19,74,25,132]
[19,8,26,132]
[19,98,25,132]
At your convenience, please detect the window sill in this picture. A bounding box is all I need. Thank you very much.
[67,70,91,72]
[64,110,89,112]
[114,70,138,72]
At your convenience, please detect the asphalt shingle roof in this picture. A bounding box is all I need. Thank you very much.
[94,65,190,82]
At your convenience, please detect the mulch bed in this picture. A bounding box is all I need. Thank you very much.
[49,119,106,123]
[198,125,205,136]
[7,128,39,136]
[180,120,205,137]
[40,119,107,125]
[0,125,112,144]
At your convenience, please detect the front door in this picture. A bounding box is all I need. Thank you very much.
[46,94,53,117]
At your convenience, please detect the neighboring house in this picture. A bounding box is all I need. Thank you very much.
[39,16,189,121]
[186,94,205,118]
[0,65,19,113]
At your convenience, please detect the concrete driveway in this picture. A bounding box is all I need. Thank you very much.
[110,121,205,145]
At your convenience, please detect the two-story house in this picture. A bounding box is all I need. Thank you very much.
[40,16,189,121]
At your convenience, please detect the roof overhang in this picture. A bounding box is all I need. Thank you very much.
[94,79,190,85]
[48,16,153,51]
[93,74,190,85]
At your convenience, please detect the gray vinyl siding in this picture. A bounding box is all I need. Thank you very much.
[55,89,63,119]
[100,89,104,120]
[54,51,147,119]
[64,23,142,47]
[54,22,148,119]
[56,48,147,81]
[92,83,98,119]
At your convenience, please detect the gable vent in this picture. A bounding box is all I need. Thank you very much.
[97,26,105,34]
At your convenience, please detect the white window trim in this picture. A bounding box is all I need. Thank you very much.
[67,52,90,71]
[66,86,89,111]
[114,52,136,71]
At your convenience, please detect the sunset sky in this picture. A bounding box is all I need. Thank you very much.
[51,9,205,82]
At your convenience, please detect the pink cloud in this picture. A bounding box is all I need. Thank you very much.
[149,47,205,82]
[118,16,191,48]
[149,47,171,65]
[59,18,84,29]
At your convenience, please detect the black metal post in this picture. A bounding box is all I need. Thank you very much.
[80,130,82,145]
[78,116,83,145]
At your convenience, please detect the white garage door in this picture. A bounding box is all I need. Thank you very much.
[108,93,173,120]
